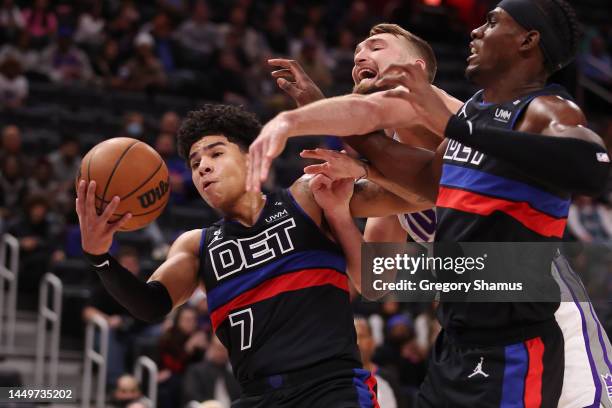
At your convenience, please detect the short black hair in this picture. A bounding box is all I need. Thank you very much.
[177,104,262,160]
[538,0,581,72]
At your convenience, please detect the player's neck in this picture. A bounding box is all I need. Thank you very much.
[481,66,547,104]
[223,191,267,227]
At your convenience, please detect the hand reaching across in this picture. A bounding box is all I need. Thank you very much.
[301,148,367,181]
[376,63,454,135]
[269,58,325,107]
[247,114,291,192]
[308,173,354,216]
[75,180,132,255]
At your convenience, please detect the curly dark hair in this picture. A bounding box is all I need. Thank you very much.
[177,104,262,160]
[537,0,581,72]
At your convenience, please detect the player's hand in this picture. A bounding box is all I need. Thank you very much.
[75,180,132,255]
[247,114,291,192]
[269,59,325,106]
[301,149,367,180]
[376,63,453,135]
[309,173,354,216]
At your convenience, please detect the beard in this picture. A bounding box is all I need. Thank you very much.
[352,79,395,95]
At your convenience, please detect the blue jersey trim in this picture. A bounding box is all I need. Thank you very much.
[440,164,570,218]
[207,250,346,311]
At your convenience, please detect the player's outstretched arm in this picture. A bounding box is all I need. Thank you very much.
[269,58,325,107]
[77,180,201,322]
[308,174,363,293]
[380,63,610,196]
[301,147,435,207]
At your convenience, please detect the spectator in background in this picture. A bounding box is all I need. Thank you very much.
[155,132,190,205]
[22,0,57,49]
[373,314,427,399]
[40,28,94,84]
[159,110,180,136]
[297,38,332,90]
[92,38,123,88]
[120,111,147,140]
[341,0,376,39]
[8,195,64,293]
[261,3,288,55]
[580,35,612,87]
[413,301,441,357]
[83,247,161,386]
[354,317,401,408]
[74,0,106,49]
[174,0,219,65]
[0,55,28,109]
[0,0,24,44]
[0,31,41,76]
[26,157,61,208]
[47,134,81,190]
[210,28,250,103]
[217,5,266,65]
[0,155,27,220]
[157,305,207,408]
[118,32,166,92]
[0,124,30,173]
[158,0,189,22]
[329,28,357,86]
[107,0,140,57]
[181,335,240,407]
[568,196,612,243]
[146,12,177,74]
[109,374,152,408]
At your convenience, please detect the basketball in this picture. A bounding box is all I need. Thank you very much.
[76,137,170,231]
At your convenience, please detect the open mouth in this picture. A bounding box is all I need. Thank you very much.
[357,67,377,82]
[203,181,216,190]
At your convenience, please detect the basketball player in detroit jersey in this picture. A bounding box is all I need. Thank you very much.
[248,0,612,406]
[76,104,429,407]
[269,23,463,244]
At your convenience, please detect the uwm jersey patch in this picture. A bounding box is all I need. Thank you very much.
[436,85,572,242]
[199,189,360,385]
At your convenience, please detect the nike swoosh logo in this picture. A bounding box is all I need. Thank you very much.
[93,260,110,268]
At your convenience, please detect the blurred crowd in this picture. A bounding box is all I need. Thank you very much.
[0,0,611,407]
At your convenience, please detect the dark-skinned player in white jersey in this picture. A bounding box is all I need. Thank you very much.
[247,0,612,406]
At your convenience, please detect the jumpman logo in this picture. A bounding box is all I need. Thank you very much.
[458,104,468,119]
[468,357,489,378]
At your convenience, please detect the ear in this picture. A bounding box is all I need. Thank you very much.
[414,58,427,72]
[519,30,540,52]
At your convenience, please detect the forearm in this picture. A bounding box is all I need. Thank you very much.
[324,209,363,293]
[366,164,434,209]
[83,252,172,323]
[446,117,610,196]
[282,94,390,138]
[346,133,439,202]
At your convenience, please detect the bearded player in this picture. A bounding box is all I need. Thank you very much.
[269,23,463,245]
[248,0,612,406]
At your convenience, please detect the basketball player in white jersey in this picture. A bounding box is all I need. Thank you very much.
[269,23,462,244]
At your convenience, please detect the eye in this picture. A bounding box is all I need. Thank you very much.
[212,151,223,158]
[191,161,199,170]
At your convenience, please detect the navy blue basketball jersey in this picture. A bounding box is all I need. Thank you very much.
[199,189,361,385]
[436,84,573,242]
[435,85,574,336]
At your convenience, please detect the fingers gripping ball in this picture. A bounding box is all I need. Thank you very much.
[76,137,170,231]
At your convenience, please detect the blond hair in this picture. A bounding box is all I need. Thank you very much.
[368,23,437,83]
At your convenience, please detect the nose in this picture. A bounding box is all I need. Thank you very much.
[198,160,213,177]
[471,24,485,40]
[354,48,368,65]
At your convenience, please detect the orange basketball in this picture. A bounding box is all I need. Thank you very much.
[76,137,170,231]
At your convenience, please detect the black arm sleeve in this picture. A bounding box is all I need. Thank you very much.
[84,252,173,323]
[445,116,610,196]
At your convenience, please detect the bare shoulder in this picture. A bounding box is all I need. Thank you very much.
[432,85,464,114]
[168,228,202,257]
[521,95,587,133]
[289,175,323,226]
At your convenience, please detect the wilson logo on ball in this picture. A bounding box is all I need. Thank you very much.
[138,180,170,209]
